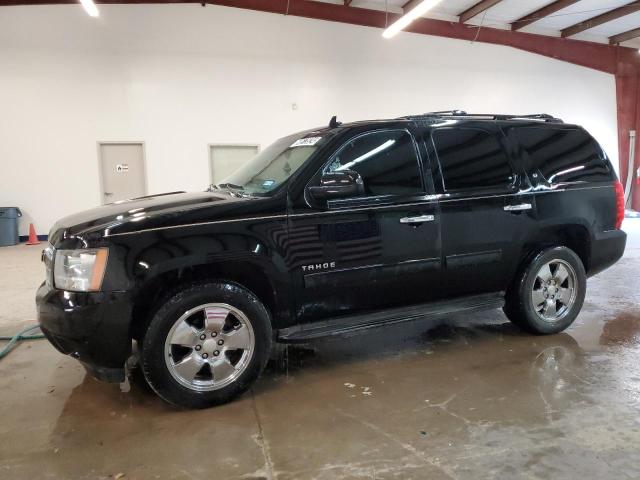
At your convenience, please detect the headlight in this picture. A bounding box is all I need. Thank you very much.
[54,248,109,292]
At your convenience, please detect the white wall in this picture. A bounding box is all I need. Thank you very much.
[0,4,619,236]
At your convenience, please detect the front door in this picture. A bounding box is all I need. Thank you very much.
[99,143,146,204]
[287,128,442,323]
[427,123,531,295]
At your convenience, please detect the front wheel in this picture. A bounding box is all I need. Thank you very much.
[504,246,586,335]
[141,282,272,408]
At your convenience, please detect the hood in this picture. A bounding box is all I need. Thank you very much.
[50,191,252,242]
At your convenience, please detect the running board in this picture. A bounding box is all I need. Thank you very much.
[277,292,505,343]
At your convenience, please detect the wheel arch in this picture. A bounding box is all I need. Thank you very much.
[130,258,290,341]
[508,223,592,295]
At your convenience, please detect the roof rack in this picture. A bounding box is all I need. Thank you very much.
[424,110,468,116]
[407,111,563,123]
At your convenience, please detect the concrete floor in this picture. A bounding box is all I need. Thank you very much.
[1,220,640,480]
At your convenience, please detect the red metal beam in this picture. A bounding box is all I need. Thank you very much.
[0,0,193,4]
[1,0,633,75]
[0,0,637,68]
[616,66,640,209]
[458,0,502,24]
[512,0,579,31]
[610,26,640,44]
[6,0,624,75]
[210,0,626,74]
[562,1,640,38]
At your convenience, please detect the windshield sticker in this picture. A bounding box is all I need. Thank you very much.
[290,137,322,148]
[262,180,275,187]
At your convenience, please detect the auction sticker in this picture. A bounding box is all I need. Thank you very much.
[290,137,322,148]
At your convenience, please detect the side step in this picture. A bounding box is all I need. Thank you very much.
[277,292,505,343]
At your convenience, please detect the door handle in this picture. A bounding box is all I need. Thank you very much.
[400,214,435,224]
[504,203,532,212]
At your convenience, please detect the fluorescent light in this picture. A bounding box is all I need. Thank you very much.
[79,0,99,18]
[383,0,443,39]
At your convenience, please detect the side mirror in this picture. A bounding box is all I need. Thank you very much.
[308,170,364,201]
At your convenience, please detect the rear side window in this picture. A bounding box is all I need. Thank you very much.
[513,127,611,183]
[432,128,514,191]
[326,130,423,196]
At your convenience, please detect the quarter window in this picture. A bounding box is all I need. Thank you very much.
[326,130,422,196]
[513,127,611,183]
[432,128,514,191]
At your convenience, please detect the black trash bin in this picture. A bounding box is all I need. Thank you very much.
[0,208,22,247]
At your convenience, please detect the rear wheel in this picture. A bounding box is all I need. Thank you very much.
[504,246,586,335]
[141,282,272,408]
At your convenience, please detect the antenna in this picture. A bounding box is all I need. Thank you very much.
[329,115,342,128]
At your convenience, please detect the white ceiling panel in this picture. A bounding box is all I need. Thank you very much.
[587,9,640,36]
[351,0,404,14]
[428,0,480,17]
[525,0,635,31]
[462,0,553,25]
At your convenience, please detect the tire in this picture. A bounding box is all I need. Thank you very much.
[141,281,272,409]
[504,246,586,335]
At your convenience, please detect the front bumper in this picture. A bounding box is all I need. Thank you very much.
[36,282,133,383]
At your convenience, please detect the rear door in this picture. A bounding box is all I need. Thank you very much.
[427,122,532,296]
[287,127,442,323]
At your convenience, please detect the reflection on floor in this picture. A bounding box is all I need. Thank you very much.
[1,219,640,479]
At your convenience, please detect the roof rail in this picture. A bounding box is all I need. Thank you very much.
[497,113,563,123]
[407,111,564,123]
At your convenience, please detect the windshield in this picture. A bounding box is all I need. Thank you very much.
[218,132,325,196]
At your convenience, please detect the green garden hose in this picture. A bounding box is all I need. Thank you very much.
[0,325,45,360]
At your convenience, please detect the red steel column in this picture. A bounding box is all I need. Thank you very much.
[616,52,640,210]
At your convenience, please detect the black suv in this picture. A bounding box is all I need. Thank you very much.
[37,112,627,408]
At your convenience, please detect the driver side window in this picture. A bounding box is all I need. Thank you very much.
[326,130,423,197]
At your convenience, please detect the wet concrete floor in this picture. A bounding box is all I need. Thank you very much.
[1,220,640,479]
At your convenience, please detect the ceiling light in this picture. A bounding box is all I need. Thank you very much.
[382,0,443,39]
[79,0,100,18]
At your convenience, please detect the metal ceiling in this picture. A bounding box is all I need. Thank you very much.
[5,1,640,46]
[331,0,640,47]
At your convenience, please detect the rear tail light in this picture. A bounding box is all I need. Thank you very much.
[614,181,625,229]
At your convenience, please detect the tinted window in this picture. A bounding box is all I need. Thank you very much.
[326,130,422,196]
[432,128,514,191]
[513,127,611,183]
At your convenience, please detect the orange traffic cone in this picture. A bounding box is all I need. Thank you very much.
[26,223,40,245]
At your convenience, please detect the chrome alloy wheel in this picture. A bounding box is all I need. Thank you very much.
[531,259,578,323]
[164,303,255,391]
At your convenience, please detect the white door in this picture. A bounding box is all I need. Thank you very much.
[99,143,146,204]
[209,144,259,185]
